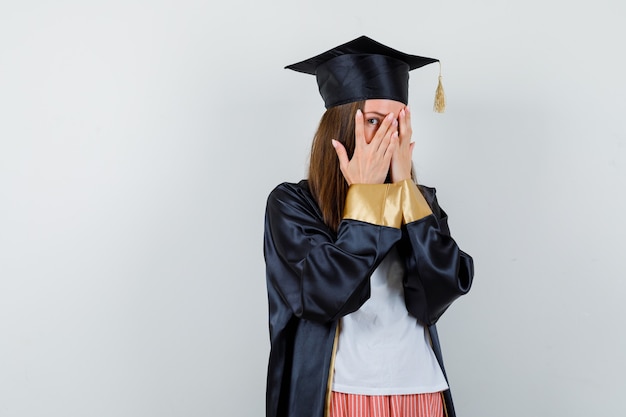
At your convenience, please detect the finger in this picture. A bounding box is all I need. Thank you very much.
[354,109,366,150]
[331,139,350,176]
[376,118,398,156]
[371,112,395,150]
[383,131,399,164]
[399,107,412,145]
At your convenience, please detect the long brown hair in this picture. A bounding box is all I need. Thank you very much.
[307,101,364,232]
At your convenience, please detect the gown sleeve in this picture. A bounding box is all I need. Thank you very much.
[397,180,474,326]
[264,180,473,326]
[264,182,404,323]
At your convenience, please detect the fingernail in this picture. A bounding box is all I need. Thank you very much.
[387,113,394,120]
[331,139,338,148]
[356,109,362,116]
[392,119,398,126]
[406,105,411,113]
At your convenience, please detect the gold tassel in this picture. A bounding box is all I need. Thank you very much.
[433,62,446,113]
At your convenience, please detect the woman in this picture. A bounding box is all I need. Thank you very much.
[264,36,474,417]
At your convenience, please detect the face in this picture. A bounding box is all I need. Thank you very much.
[361,99,405,144]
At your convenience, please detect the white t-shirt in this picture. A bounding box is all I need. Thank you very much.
[332,247,449,395]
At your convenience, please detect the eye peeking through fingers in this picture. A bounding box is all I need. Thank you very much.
[366,118,379,126]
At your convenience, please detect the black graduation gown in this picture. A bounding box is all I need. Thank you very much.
[264,179,473,417]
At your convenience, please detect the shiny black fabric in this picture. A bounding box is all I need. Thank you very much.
[285,36,438,109]
[264,180,473,417]
[316,54,410,108]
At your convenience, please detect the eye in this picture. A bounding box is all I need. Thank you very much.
[367,118,379,126]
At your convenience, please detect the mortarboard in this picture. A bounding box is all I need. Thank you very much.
[285,35,445,112]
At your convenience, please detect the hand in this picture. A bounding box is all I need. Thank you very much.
[390,106,415,183]
[332,109,398,185]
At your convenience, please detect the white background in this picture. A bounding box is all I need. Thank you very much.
[1,1,625,416]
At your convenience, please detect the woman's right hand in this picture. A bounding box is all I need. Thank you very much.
[331,109,398,185]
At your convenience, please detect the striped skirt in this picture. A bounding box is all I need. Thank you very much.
[329,391,444,417]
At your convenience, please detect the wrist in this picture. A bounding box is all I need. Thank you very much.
[392,172,412,183]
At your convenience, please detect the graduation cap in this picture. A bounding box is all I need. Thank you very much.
[285,35,446,112]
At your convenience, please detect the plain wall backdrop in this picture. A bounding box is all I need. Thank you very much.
[1,1,625,416]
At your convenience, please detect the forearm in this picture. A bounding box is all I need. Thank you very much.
[265,182,404,322]
[398,182,474,325]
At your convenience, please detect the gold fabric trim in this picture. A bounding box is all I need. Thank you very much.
[343,183,403,228]
[324,323,340,417]
[400,179,433,224]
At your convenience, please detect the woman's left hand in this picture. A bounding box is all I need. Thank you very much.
[390,106,415,183]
